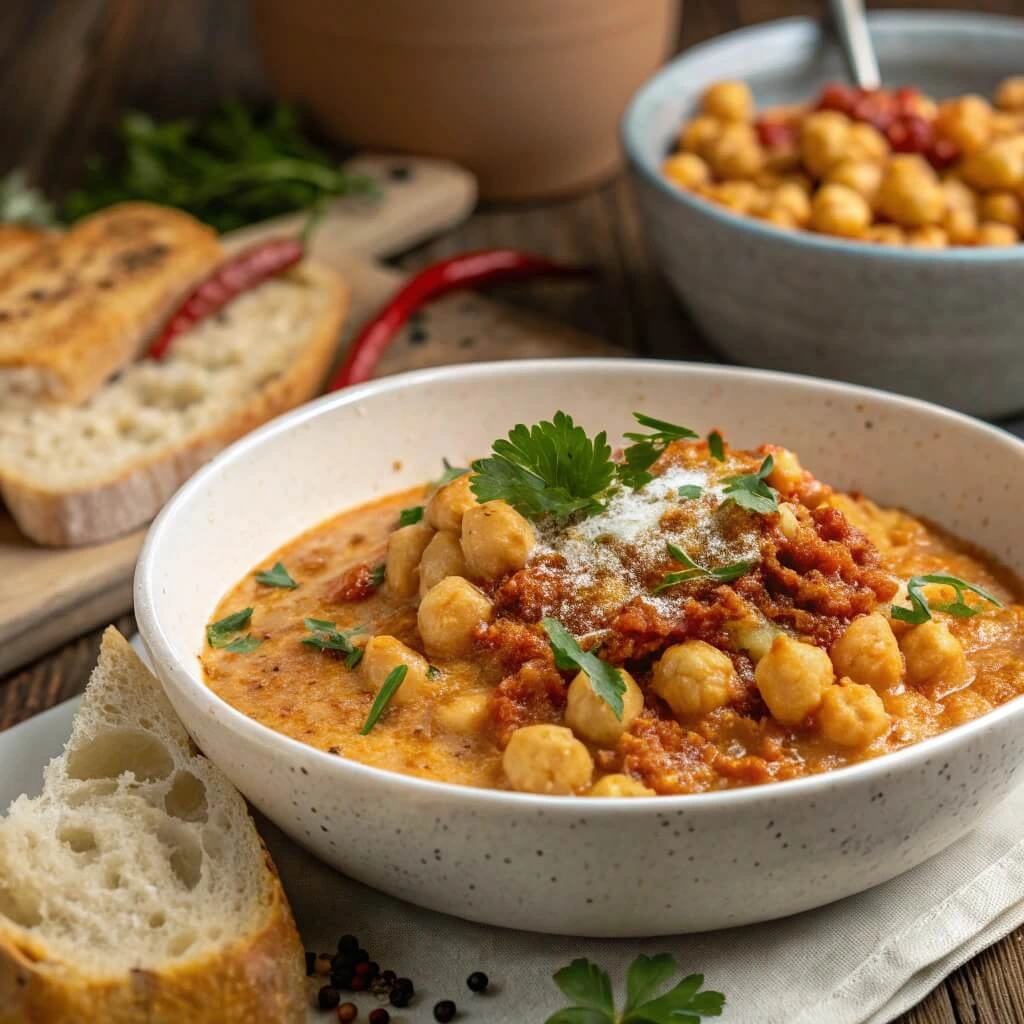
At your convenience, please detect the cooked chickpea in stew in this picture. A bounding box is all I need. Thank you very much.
[203,412,1024,796]
[663,77,1024,246]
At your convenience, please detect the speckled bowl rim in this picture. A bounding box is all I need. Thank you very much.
[622,10,1024,263]
[136,359,1024,813]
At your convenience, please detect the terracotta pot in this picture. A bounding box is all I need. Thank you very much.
[251,0,680,200]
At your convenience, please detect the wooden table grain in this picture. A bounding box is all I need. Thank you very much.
[3,3,1024,1021]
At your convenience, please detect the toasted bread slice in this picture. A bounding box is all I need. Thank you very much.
[0,226,47,278]
[0,628,306,1024]
[0,261,347,546]
[0,203,222,405]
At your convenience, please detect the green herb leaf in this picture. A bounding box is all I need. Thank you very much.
[399,505,425,526]
[0,169,57,227]
[207,607,254,648]
[471,412,616,522]
[302,618,365,667]
[721,455,779,515]
[254,561,298,589]
[624,973,725,1024]
[544,1009,612,1024]
[369,563,386,588]
[625,954,678,1013]
[619,412,699,490]
[552,959,615,1016]
[436,459,470,487]
[678,484,703,499]
[707,430,725,462]
[541,618,625,719]
[891,573,1004,625]
[654,542,755,592]
[222,635,262,654]
[359,665,408,734]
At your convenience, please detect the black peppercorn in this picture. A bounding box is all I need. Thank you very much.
[318,985,341,1010]
[467,971,489,993]
[389,977,414,1008]
[381,969,397,985]
[331,970,353,990]
[337,934,360,955]
[434,999,457,1022]
[355,947,370,963]
[369,1009,391,1024]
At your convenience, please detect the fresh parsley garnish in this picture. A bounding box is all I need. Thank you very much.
[399,505,424,526]
[618,413,699,490]
[721,455,779,514]
[654,542,755,593]
[707,430,725,462]
[547,953,725,1024]
[254,561,298,589]
[359,665,408,734]
[207,607,256,649]
[370,563,386,588]
[471,412,616,522]
[222,635,263,653]
[678,484,703,499]
[541,617,626,719]
[891,573,1003,625]
[302,618,365,667]
[436,459,470,487]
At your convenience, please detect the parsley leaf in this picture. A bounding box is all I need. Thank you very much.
[707,430,725,462]
[222,635,262,653]
[359,665,408,734]
[471,412,616,522]
[302,618,365,667]
[207,607,254,648]
[541,618,626,719]
[399,505,424,526]
[436,459,470,487]
[254,561,298,589]
[891,573,1003,625]
[678,484,703,499]
[721,455,779,515]
[547,954,725,1024]
[618,412,699,490]
[654,542,755,592]
[369,563,386,588]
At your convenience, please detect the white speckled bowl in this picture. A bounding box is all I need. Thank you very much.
[622,12,1024,418]
[135,360,1024,937]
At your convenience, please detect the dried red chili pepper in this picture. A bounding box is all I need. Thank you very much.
[327,248,593,390]
[148,236,305,360]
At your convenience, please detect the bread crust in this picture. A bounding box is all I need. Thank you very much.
[0,262,347,546]
[0,204,223,405]
[0,226,47,278]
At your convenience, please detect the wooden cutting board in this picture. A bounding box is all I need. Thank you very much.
[0,155,619,676]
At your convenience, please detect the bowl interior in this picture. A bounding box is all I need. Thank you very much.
[138,360,1024,688]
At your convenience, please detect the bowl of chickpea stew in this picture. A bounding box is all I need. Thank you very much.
[623,11,1024,418]
[135,359,1024,936]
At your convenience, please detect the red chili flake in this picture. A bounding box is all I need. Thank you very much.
[816,82,857,114]
[887,114,933,154]
[756,118,797,149]
[851,91,897,133]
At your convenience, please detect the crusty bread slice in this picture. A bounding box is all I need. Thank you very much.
[0,628,306,1024]
[0,203,222,405]
[0,260,347,546]
[0,226,47,277]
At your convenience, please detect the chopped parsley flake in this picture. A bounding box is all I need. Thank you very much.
[399,505,424,526]
[654,542,755,592]
[359,665,408,734]
[207,607,255,649]
[721,455,779,515]
[302,617,365,667]
[254,561,298,589]
[541,617,626,719]
[707,430,725,462]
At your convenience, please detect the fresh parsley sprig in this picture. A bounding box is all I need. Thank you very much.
[302,618,365,667]
[678,484,703,499]
[654,542,755,593]
[547,953,725,1024]
[471,412,616,522]
[207,608,262,652]
[707,430,725,462]
[541,618,626,719]
[254,561,298,589]
[618,413,699,490]
[399,505,424,526]
[359,665,408,734]
[891,573,1003,625]
[721,455,779,515]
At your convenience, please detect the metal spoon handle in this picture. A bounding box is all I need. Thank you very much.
[827,0,881,91]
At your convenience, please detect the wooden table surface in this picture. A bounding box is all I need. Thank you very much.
[3,2,1024,1021]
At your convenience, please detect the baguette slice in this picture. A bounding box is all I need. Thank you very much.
[0,226,47,278]
[0,628,306,1024]
[0,260,347,546]
[0,203,222,405]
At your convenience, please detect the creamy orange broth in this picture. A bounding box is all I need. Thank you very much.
[203,450,1024,796]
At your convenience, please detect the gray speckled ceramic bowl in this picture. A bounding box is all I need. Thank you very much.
[623,12,1024,419]
[135,360,1024,937]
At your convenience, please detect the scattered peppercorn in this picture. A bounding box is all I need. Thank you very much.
[318,985,342,1010]
[337,1003,358,1023]
[369,1009,391,1024]
[331,970,353,990]
[305,951,316,976]
[355,947,370,963]
[389,977,414,1007]
[381,970,397,986]
[338,934,360,955]
[467,971,489,993]
[434,999,457,1022]
[315,954,333,976]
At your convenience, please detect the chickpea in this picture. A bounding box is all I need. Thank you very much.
[433,692,490,734]
[426,472,477,532]
[726,617,781,664]
[706,123,764,179]
[961,140,1024,191]
[701,80,754,122]
[935,94,993,155]
[589,774,655,797]
[942,176,979,212]
[773,183,812,225]
[419,530,468,598]
[461,500,535,580]
[846,121,890,163]
[800,110,851,178]
[360,635,435,707]
[417,576,493,658]
[996,76,1024,112]
[811,184,872,238]
[981,191,1022,229]
[706,180,764,215]
[866,224,906,246]
[680,115,722,158]
[777,502,800,541]
[907,225,949,249]
[663,152,711,191]
[754,635,834,725]
[829,613,903,691]
[766,447,804,495]
[502,724,593,795]
[385,520,435,598]
[565,668,644,747]
[877,156,944,227]
[942,205,978,246]
[818,680,890,747]
[652,641,737,718]
[977,221,1019,246]
[825,159,883,204]
[761,207,798,230]
[991,111,1024,138]
[900,620,969,691]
